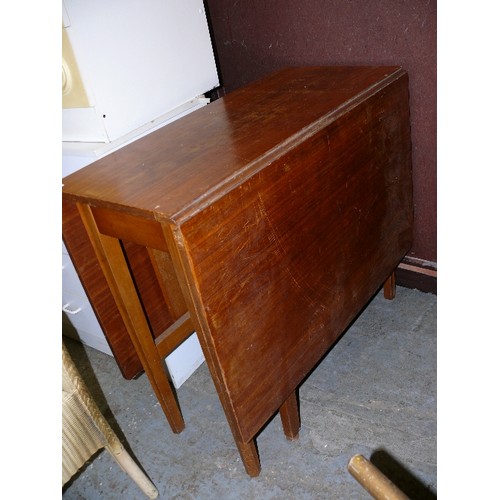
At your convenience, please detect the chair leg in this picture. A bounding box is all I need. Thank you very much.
[106,444,159,499]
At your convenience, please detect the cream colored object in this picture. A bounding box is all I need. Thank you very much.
[348,454,409,500]
[62,27,90,109]
[62,343,158,498]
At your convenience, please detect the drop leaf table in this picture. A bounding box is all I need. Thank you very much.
[62,66,413,476]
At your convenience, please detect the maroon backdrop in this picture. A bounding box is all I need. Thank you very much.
[204,0,436,263]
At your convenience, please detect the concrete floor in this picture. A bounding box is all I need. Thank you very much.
[62,286,436,499]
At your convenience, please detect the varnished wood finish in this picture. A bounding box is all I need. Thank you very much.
[92,206,169,252]
[62,201,182,379]
[62,67,413,475]
[235,439,261,477]
[178,69,412,444]
[76,204,185,433]
[383,271,397,300]
[121,241,175,337]
[155,312,194,359]
[396,258,437,294]
[62,200,142,379]
[279,390,301,441]
[147,248,188,319]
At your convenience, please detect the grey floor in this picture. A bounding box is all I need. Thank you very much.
[62,286,436,499]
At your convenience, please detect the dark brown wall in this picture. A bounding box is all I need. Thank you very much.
[205,0,436,263]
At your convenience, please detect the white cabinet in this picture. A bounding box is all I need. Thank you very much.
[62,0,218,388]
[62,246,113,356]
[62,0,219,143]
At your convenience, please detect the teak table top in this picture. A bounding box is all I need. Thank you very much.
[62,66,413,476]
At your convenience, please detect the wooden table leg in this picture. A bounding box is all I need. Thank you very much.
[99,234,186,433]
[77,204,185,434]
[279,389,301,440]
[383,271,396,300]
[236,439,261,477]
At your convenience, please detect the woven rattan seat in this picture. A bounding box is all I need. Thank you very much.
[62,342,158,498]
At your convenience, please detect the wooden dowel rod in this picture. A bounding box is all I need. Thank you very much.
[348,454,409,500]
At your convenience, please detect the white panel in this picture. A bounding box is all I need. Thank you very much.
[62,106,109,143]
[62,253,113,356]
[61,152,95,177]
[62,0,219,142]
[62,98,209,173]
[62,2,71,27]
[166,333,205,389]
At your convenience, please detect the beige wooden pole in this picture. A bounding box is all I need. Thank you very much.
[348,454,409,500]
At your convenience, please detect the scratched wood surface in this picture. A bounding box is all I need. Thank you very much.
[62,66,413,449]
[177,70,413,443]
[62,67,407,223]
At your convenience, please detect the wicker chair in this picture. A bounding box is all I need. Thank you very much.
[62,342,158,498]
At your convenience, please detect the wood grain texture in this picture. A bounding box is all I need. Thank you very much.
[77,203,185,433]
[178,69,412,442]
[62,67,407,223]
[62,202,179,379]
[62,200,142,379]
[204,0,435,262]
[62,67,413,472]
